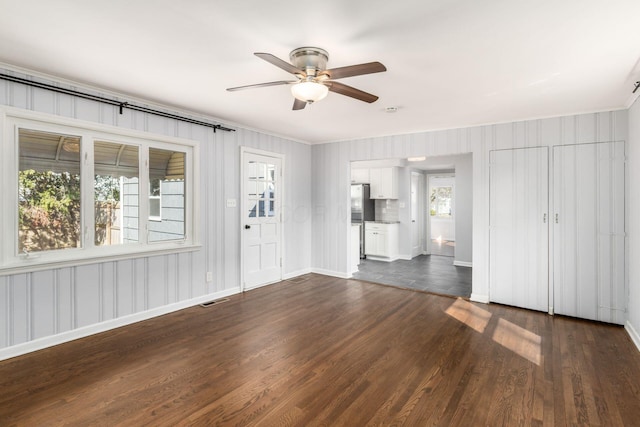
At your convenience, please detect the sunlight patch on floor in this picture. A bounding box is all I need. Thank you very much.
[492,318,542,366]
[444,299,492,334]
[445,300,542,365]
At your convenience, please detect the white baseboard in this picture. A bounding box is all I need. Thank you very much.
[282,268,312,280]
[626,321,640,352]
[398,254,412,261]
[310,268,351,279]
[453,260,472,268]
[470,293,490,304]
[365,255,399,263]
[0,287,241,362]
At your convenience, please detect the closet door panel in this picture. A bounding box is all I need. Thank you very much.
[596,141,625,324]
[553,141,625,324]
[490,147,549,312]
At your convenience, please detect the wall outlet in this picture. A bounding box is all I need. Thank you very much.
[226,199,237,208]
[206,272,213,282]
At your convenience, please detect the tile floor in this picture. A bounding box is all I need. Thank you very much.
[352,254,472,298]
[430,239,455,257]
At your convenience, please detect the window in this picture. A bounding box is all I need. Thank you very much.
[429,176,454,219]
[430,185,453,218]
[94,140,139,246]
[247,161,276,218]
[148,148,185,242]
[18,129,82,253]
[1,111,198,273]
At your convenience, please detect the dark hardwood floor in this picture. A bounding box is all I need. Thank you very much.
[1,274,639,426]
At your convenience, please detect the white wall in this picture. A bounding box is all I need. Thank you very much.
[454,153,473,265]
[0,69,312,359]
[312,111,628,304]
[1,67,636,357]
[627,97,640,349]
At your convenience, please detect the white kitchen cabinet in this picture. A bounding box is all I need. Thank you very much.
[369,167,398,199]
[365,222,398,260]
[351,168,370,183]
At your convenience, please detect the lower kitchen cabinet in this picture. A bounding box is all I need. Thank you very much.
[365,222,399,260]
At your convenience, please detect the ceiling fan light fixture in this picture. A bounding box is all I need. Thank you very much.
[291,81,328,103]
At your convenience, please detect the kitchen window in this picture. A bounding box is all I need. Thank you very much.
[1,110,199,273]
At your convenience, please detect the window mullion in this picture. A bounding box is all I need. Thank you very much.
[2,117,17,262]
[83,134,96,249]
[139,146,150,244]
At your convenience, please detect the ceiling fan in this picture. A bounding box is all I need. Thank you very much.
[226,47,387,110]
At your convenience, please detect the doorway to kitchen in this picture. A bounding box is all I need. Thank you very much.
[349,153,472,298]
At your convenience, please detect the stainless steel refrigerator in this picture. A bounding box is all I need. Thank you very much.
[351,184,375,258]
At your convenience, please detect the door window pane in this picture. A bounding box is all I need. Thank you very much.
[148,148,185,242]
[430,186,453,218]
[18,129,82,253]
[94,141,139,246]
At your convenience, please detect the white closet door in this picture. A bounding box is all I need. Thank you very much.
[490,147,549,312]
[552,142,625,324]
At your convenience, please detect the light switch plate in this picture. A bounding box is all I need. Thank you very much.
[399,202,406,208]
[226,199,237,208]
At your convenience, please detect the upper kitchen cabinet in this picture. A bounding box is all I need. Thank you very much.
[369,167,398,199]
[351,168,370,184]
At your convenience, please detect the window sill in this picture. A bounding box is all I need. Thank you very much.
[0,242,202,276]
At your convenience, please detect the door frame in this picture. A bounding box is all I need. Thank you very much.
[426,172,455,255]
[410,171,426,258]
[239,146,285,292]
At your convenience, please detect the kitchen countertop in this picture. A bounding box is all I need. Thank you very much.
[365,220,400,224]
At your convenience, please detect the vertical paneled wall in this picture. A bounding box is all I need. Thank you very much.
[0,70,312,355]
[627,98,640,343]
[311,111,628,302]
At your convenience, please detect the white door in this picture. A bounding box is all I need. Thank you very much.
[490,147,549,312]
[411,172,423,257]
[242,150,282,290]
[552,142,625,324]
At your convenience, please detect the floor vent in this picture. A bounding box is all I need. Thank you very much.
[200,298,230,308]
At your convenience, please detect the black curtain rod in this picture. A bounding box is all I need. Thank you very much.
[0,73,235,133]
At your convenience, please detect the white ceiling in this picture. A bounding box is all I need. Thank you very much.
[1,0,640,144]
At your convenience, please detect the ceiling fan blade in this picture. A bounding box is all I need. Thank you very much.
[226,81,296,91]
[292,98,306,110]
[322,62,386,80]
[328,81,379,103]
[255,52,305,76]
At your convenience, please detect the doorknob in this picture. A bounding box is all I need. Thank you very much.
[245,225,251,229]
